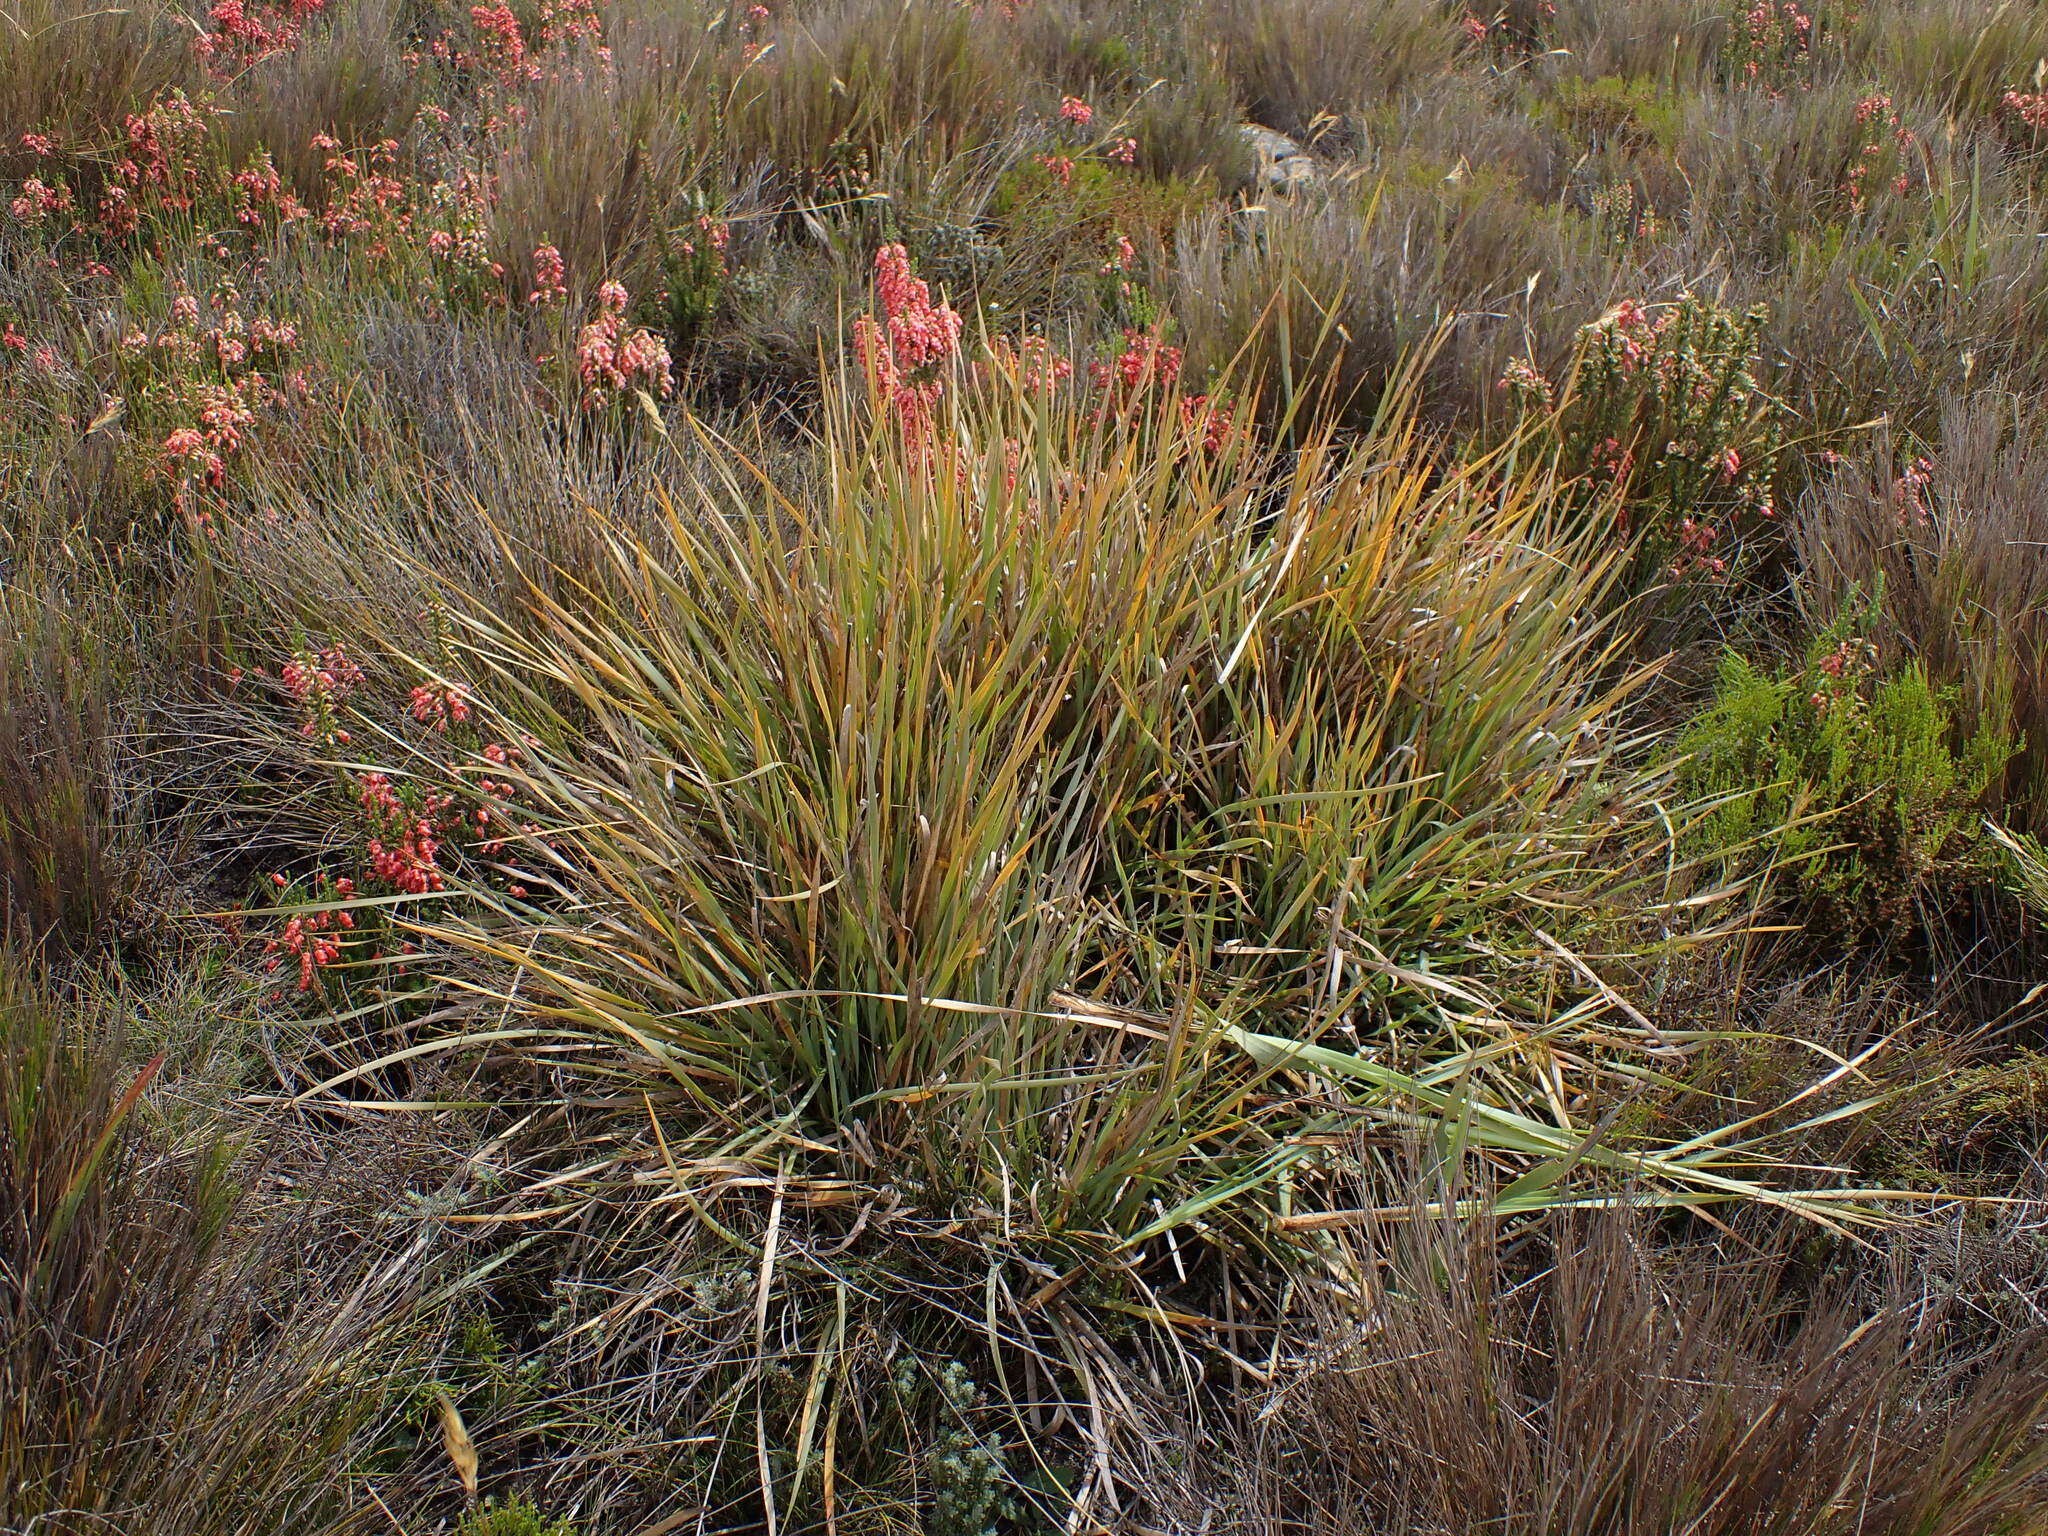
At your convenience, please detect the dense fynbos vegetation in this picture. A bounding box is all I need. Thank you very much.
[5,0,2048,1530]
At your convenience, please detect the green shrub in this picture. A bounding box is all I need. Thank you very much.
[919,1360,1013,1536]
[1796,396,2048,831]
[983,154,1209,318]
[1679,612,2015,934]
[1548,74,1687,152]
[454,1495,578,1536]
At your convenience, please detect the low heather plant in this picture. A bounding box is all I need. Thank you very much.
[1797,394,2048,827]
[1679,610,2014,936]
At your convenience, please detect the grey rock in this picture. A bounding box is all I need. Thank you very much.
[1240,124,1317,193]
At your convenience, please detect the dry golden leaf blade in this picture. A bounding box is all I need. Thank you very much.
[435,1390,479,1500]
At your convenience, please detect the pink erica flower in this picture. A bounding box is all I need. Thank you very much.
[528,243,567,304]
[574,280,675,403]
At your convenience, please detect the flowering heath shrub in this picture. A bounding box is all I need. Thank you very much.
[1728,0,1819,93]
[1090,326,1181,396]
[1998,87,2048,154]
[7,95,312,258]
[309,135,419,261]
[195,0,329,76]
[99,93,218,239]
[853,242,1231,458]
[1095,229,1160,330]
[5,101,523,319]
[241,638,546,1000]
[1460,1,1557,61]
[1842,93,1919,213]
[854,242,964,438]
[655,203,731,356]
[425,0,609,98]
[575,280,675,406]
[1588,181,1663,251]
[976,332,1073,398]
[1498,296,1783,577]
[279,641,364,746]
[526,242,568,305]
[114,281,314,529]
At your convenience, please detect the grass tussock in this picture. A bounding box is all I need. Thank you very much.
[384,360,1866,1232]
